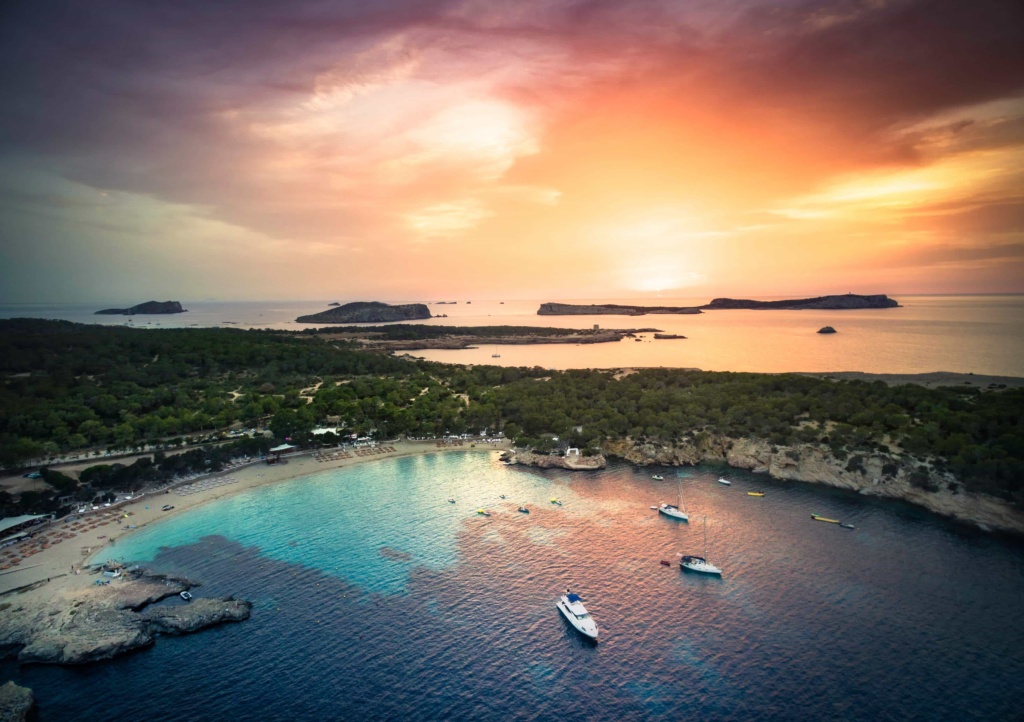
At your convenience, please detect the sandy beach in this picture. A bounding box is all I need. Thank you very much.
[0,439,510,603]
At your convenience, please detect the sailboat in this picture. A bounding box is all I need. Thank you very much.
[681,516,722,575]
[658,478,689,521]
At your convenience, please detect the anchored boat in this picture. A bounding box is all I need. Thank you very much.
[658,478,689,521]
[718,477,731,486]
[556,590,599,640]
[811,513,840,524]
[680,516,722,575]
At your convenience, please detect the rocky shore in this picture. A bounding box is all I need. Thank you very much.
[0,569,250,666]
[600,436,1024,534]
[500,449,607,470]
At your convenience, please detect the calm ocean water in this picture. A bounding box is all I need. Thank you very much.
[1,296,1021,376]
[4,451,1022,721]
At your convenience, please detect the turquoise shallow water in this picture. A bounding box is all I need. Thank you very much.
[6,450,1024,721]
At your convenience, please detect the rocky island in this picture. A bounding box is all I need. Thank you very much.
[296,301,432,324]
[0,568,250,665]
[537,294,899,316]
[95,300,186,315]
[702,294,899,310]
[538,302,703,316]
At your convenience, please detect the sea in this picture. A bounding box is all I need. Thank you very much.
[0,295,1022,376]
[3,451,1022,721]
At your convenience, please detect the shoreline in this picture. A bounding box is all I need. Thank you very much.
[0,440,510,602]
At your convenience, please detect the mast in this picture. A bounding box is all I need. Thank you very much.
[703,515,708,557]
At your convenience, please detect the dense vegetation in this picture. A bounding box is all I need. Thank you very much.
[2,320,1022,515]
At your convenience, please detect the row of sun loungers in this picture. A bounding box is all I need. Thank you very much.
[175,474,240,496]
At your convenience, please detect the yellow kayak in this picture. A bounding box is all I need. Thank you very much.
[747,492,765,497]
[811,514,840,523]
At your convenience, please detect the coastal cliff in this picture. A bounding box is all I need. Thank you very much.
[95,300,186,315]
[501,449,607,470]
[537,302,702,316]
[0,569,250,665]
[296,301,431,324]
[702,294,899,310]
[600,436,1024,534]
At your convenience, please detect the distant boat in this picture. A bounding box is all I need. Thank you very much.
[840,523,855,529]
[718,477,732,485]
[476,509,492,517]
[491,354,501,358]
[747,491,765,497]
[550,498,563,506]
[500,495,506,499]
[180,591,193,601]
[447,498,456,504]
[556,590,599,640]
[680,516,722,575]
[811,513,840,524]
[658,478,689,521]
[518,505,530,514]
[652,474,664,481]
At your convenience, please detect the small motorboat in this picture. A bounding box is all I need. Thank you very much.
[717,478,731,486]
[840,523,855,529]
[550,498,563,506]
[500,495,506,499]
[652,474,664,481]
[518,506,530,514]
[556,590,599,640]
[747,491,765,497]
[447,498,456,503]
[476,509,492,517]
[180,591,193,601]
[811,513,840,524]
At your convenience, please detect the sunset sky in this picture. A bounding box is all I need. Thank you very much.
[1,0,1022,304]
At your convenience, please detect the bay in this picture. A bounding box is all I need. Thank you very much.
[4,450,1022,721]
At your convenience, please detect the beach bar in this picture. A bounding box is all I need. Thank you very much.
[266,443,297,464]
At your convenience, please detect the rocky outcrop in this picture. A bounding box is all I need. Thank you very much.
[501,449,607,470]
[95,301,186,315]
[296,301,431,324]
[817,326,837,334]
[702,294,899,310]
[537,303,703,316]
[600,436,1024,534]
[0,681,34,722]
[653,333,686,339]
[0,570,250,666]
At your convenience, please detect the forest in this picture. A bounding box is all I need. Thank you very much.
[1,319,1021,515]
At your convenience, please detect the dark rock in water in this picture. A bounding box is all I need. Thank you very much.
[0,681,34,722]
[538,302,702,316]
[653,333,687,339]
[296,301,431,324]
[95,300,186,315]
[703,294,899,310]
[818,326,837,334]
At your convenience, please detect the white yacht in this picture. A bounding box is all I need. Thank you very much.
[680,516,722,575]
[717,477,731,485]
[658,479,689,521]
[556,590,599,640]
